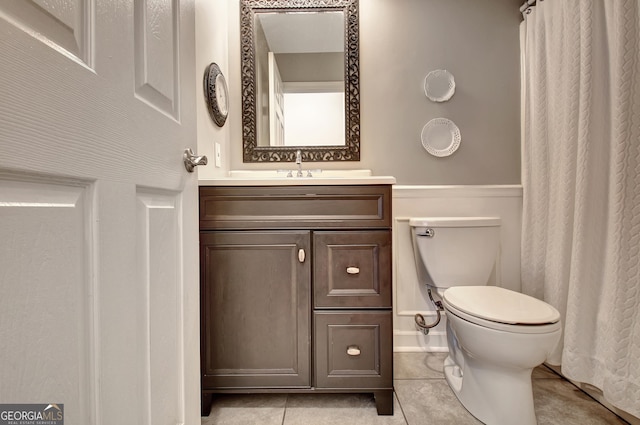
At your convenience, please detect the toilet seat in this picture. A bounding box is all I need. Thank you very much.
[443,286,561,334]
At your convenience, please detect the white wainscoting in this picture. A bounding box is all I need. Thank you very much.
[392,185,523,352]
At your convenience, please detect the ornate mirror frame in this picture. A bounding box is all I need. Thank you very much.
[241,0,360,162]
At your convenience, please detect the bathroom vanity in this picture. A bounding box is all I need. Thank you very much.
[199,180,394,415]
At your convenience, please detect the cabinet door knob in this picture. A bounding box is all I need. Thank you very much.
[346,266,360,275]
[347,345,361,356]
[298,249,305,263]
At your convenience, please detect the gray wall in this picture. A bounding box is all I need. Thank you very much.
[228,0,522,185]
[276,52,344,83]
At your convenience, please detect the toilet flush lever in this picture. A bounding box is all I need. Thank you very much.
[417,228,435,237]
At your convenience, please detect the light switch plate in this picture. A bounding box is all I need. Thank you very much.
[214,143,221,168]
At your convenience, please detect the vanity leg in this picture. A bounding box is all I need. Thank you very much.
[201,392,214,417]
[374,390,394,415]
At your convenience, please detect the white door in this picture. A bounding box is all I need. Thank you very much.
[0,1,200,424]
[268,52,285,146]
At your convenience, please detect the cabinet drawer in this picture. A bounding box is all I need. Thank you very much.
[314,231,391,308]
[314,311,392,389]
[199,185,391,229]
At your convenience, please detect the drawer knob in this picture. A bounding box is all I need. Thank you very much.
[346,266,360,275]
[298,249,305,263]
[347,345,361,356]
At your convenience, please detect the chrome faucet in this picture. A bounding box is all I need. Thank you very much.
[295,150,303,177]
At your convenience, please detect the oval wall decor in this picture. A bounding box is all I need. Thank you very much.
[204,62,229,127]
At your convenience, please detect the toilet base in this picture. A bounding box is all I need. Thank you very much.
[444,355,537,425]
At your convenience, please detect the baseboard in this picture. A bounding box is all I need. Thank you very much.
[393,346,449,353]
[393,330,448,352]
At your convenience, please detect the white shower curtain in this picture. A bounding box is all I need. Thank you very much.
[521,0,640,418]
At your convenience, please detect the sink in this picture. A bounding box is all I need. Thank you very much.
[199,170,396,186]
[228,169,373,178]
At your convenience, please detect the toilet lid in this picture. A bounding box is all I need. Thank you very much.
[443,286,561,325]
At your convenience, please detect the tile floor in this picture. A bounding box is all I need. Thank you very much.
[201,352,630,425]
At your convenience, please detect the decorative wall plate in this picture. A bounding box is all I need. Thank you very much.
[424,69,455,102]
[204,62,229,127]
[421,118,461,157]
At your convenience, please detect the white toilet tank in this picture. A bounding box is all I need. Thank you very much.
[410,217,501,290]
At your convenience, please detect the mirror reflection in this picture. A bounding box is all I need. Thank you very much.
[254,11,345,147]
[241,0,360,163]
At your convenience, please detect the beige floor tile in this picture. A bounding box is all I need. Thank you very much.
[533,379,629,425]
[394,379,483,425]
[201,353,634,425]
[282,393,407,425]
[393,352,447,380]
[201,394,286,425]
[532,364,562,379]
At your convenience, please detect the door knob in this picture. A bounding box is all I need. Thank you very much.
[183,148,208,172]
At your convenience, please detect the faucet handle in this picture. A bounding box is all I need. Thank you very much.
[295,150,303,177]
[276,169,294,178]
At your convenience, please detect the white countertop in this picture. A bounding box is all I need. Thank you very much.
[199,176,396,186]
[199,170,396,186]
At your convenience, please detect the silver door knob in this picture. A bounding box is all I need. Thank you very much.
[183,148,208,172]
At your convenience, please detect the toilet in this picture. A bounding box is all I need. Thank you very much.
[409,217,561,425]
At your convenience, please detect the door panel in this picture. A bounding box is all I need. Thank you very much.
[0,0,199,423]
[134,0,180,118]
[136,189,183,425]
[0,0,92,66]
[0,176,95,425]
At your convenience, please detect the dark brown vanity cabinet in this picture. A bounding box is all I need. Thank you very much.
[200,230,312,389]
[199,185,393,415]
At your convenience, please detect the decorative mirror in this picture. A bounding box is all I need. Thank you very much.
[241,0,360,162]
[424,69,456,103]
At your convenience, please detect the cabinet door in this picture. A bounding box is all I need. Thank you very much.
[200,231,311,388]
